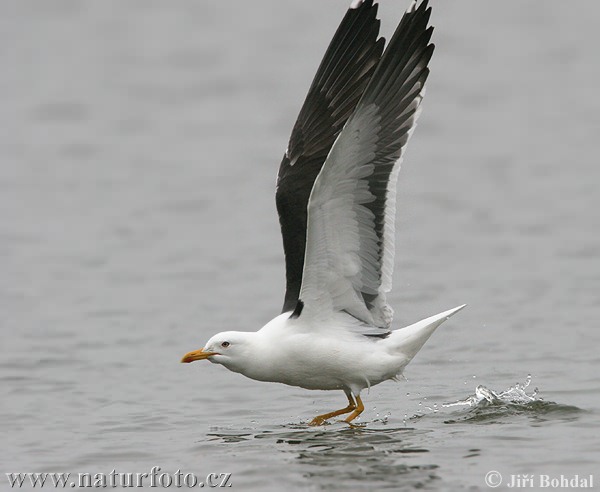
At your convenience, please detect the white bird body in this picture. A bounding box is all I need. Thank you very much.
[200,304,465,394]
[182,0,466,425]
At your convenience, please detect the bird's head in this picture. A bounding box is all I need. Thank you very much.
[180,331,254,370]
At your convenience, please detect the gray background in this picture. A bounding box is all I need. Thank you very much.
[2,1,599,490]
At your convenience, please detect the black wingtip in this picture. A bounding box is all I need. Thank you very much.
[350,0,374,11]
[416,0,430,12]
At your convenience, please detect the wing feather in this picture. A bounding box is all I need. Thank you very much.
[275,1,384,313]
[298,0,435,329]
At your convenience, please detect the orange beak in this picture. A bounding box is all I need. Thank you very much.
[180,348,218,363]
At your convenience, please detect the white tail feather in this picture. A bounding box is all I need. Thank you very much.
[387,304,466,363]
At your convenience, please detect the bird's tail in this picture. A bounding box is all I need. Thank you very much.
[386,304,466,364]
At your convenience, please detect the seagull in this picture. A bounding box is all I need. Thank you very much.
[182,0,465,426]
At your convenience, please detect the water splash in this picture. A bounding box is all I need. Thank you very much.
[437,375,583,424]
[443,374,540,408]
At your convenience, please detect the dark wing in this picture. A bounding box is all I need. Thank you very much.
[275,0,384,313]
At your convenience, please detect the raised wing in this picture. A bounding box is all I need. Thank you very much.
[298,0,434,329]
[276,0,384,313]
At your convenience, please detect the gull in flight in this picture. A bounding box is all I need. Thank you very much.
[182,0,465,426]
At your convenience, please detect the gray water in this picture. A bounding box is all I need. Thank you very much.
[2,1,600,490]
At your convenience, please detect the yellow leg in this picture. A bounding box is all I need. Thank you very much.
[309,393,356,426]
[344,395,364,424]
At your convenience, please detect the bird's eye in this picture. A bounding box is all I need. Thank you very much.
[221,341,230,348]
